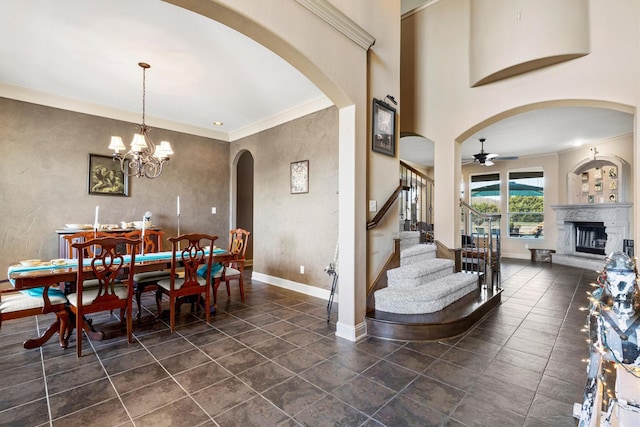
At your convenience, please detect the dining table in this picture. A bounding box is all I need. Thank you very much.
[7,248,233,349]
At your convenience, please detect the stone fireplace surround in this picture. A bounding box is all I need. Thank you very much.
[552,203,632,269]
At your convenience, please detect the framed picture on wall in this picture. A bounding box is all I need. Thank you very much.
[594,181,602,192]
[372,98,396,157]
[290,160,309,194]
[88,154,129,196]
[594,168,602,179]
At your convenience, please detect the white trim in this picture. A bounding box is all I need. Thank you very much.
[251,272,335,301]
[295,0,375,50]
[335,320,367,342]
[0,83,332,143]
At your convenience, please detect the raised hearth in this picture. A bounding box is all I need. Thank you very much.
[552,203,631,269]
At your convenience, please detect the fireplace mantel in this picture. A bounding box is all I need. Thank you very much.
[552,203,632,256]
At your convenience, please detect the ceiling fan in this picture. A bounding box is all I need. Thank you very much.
[464,138,519,166]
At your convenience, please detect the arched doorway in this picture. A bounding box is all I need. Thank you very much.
[235,150,254,264]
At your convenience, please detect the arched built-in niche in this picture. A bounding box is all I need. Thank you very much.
[567,153,629,205]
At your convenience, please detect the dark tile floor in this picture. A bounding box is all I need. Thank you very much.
[0,260,592,426]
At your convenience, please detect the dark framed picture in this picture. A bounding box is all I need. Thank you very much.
[88,154,129,196]
[372,98,396,157]
[290,160,309,194]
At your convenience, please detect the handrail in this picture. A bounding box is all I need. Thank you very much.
[460,199,501,221]
[401,161,433,185]
[367,181,405,230]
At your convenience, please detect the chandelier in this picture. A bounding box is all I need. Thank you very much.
[108,62,173,179]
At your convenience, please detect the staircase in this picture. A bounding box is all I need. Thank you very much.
[365,233,502,341]
[374,241,478,315]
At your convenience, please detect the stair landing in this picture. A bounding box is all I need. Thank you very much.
[365,286,502,341]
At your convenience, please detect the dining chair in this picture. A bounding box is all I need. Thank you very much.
[123,229,170,318]
[155,233,217,332]
[63,230,112,259]
[0,287,69,347]
[67,236,140,357]
[212,228,251,305]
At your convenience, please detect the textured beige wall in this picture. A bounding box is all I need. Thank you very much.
[0,97,229,278]
[231,107,339,290]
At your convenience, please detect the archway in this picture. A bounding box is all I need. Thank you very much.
[232,150,254,264]
[456,100,634,260]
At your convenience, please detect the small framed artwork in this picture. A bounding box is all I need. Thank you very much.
[609,167,618,178]
[290,160,309,194]
[609,193,618,203]
[588,195,595,204]
[610,180,618,190]
[581,172,589,181]
[594,168,602,179]
[581,182,589,193]
[372,98,396,157]
[594,181,602,192]
[88,154,129,196]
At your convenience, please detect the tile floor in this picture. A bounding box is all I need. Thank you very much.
[0,259,593,426]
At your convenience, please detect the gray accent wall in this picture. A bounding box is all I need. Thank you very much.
[231,106,339,291]
[0,97,229,279]
[2,98,339,294]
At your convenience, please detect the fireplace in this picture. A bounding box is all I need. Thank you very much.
[574,222,607,255]
[552,203,631,258]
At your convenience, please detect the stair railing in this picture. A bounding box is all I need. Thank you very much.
[366,181,405,230]
[460,199,501,288]
[399,161,434,242]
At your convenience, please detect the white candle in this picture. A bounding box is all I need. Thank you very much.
[177,196,180,216]
[94,206,100,228]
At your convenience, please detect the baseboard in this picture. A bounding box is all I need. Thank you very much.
[336,320,368,342]
[251,271,334,301]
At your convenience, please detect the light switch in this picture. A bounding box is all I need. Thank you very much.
[369,200,377,212]
[211,207,217,214]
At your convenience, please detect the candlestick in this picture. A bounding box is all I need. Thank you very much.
[177,196,180,217]
[94,206,99,229]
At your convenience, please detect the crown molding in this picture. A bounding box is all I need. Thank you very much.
[295,0,375,50]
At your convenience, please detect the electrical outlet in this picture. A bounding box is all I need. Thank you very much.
[211,207,217,214]
[300,265,305,274]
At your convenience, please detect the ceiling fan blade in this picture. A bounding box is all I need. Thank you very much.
[494,156,519,161]
[486,153,499,159]
[484,160,495,166]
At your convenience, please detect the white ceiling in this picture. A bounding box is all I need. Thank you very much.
[401,106,634,167]
[0,0,330,142]
[1,0,634,162]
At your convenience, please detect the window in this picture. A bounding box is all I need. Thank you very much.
[508,170,544,238]
[469,173,500,237]
[470,173,501,214]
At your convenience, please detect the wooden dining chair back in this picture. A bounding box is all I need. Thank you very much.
[213,228,251,305]
[63,231,112,259]
[123,229,164,255]
[155,233,217,332]
[68,236,140,356]
[123,229,169,318]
